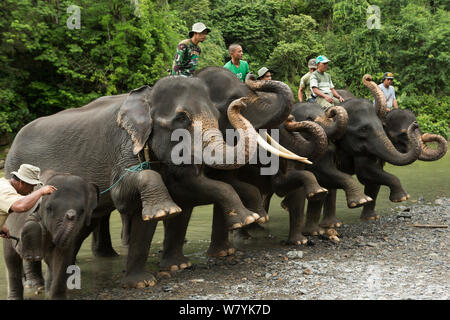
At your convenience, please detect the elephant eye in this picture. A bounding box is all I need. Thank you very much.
[174,111,192,126]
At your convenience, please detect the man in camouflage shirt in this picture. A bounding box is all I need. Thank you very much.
[171,22,210,77]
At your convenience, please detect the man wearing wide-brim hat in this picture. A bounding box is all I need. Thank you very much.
[257,67,273,80]
[0,164,56,238]
[170,22,211,77]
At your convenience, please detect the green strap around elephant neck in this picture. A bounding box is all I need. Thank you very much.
[99,161,154,195]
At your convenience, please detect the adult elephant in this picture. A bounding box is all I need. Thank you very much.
[360,103,447,219]
[330,75,422,222]
[277,102,373,243]
[118,70,308,271]
[6,76,291,287]
[336,88,447,219]
[188,68,329,254]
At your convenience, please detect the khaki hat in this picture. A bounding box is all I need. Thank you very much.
[189,22,211,38]
[308,58,317,69]
[257,67,273,79]
[11,164,42,185]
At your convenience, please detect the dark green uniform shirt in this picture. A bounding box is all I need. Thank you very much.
[171,39,201,77]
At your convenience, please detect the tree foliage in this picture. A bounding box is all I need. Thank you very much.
[0,0,448,136]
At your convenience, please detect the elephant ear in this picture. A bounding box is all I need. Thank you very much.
[117,85,153,155]
[85,183,99,227]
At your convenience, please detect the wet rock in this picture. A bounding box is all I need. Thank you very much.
[286,250,304,259]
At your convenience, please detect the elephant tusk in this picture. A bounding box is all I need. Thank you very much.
[256,134,312,164]
[263,132,298,157]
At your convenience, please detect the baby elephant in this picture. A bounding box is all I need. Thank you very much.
[3,172,98,299]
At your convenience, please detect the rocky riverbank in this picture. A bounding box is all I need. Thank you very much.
[74,197,449,300]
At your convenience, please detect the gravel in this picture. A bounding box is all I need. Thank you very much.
[73,197,449,300]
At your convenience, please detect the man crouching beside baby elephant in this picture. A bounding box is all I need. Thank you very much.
[2,164,99,300]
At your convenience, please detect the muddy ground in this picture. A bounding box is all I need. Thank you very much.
[70,197,449,300]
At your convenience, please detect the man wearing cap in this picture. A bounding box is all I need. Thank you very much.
[223,44,249,82]
[171,22,211,77]
[378,72,398,111]
[298,58,317,102]
[0,164,56,238]
[310,55,344,110]
[257,67,272,80]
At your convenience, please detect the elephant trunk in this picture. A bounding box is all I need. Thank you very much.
[200,98,310,169]
[373,122,422,166]
[52,210,76,248]
[245,74,293,128]
[283,117,328,162]
[200,98,257,169]
[363,74,386,119]
[314,106,348,140]
[419,133,448,161]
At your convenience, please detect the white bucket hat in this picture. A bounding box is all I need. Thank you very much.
[257,67,273,79]
[11,164,42,185]
[189,22,211,38]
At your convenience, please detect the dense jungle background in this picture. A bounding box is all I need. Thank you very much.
[0,0,448,138]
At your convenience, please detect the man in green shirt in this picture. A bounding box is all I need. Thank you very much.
[223,44,249,82]
[298,58,317,102]
[171,22,210,77]
[310,55,344,110]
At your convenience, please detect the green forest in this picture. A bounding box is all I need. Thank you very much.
[1,0,449,137]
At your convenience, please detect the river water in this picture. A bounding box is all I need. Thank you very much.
[1,153,448,299]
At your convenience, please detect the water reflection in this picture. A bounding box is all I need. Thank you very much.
[1,153,448,299]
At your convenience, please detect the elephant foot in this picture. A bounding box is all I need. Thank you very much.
[306,187,328,201]
[160,254,192,272]
[302,224,325,237]
[20,221,43,261]
[360,210,380,221]
[389,191,410,203]
[285,233,308,246]
[347,194,373,208]
[320,228,340,242]
[122,271,157,289]
[320,216,343,228]
[255,209,269,224]
[142,200,182,221]
[23,276,45,293]
[226,208,260,230]
[207,243,236,257]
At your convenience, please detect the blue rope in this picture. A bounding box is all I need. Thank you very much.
[100,161,152,195]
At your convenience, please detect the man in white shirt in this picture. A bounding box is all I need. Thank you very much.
[378,72,398,111]
[0,164,56,238]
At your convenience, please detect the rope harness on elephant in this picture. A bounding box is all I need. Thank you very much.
[100,144,160,195]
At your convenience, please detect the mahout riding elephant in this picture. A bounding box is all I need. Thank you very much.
[308,75,423,226]
[279,75,423,241]
[6,75,278,287]
[3,171,98,299]
[336,89,447,220]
